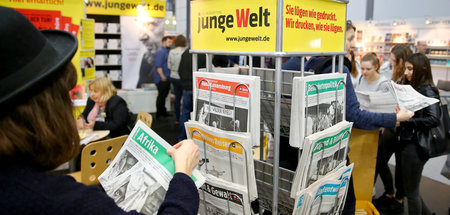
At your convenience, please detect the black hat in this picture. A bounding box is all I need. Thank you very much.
[0,6,78,107]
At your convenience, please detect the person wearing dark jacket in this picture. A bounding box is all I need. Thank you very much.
[0,7,200,215]
[77,77,130,138]
[178,49,206,141]
[395,53,439,215]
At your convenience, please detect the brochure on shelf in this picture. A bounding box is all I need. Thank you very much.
[290,121,353,198]
[289,73,347,148]
[293,163,354,215]
[99,121,205,214]
[185,120,258,201]
[199,175,251,215]
[193,72,261,147]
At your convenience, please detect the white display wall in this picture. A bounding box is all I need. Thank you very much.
[353,17,450,84]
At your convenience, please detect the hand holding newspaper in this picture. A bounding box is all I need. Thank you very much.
[98,121,205,214]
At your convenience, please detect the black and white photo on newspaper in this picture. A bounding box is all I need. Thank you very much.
[290,121,353,198]
[98,121,205,214]
[193,72,261,147]
[290,73,347,148]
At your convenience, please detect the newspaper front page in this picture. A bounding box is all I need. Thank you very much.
[99,121,206,214]
[199,175,251,215]
[193,72,260,147]
[290,73,347,148]
[185,120,258,201]
[291,121,353,198]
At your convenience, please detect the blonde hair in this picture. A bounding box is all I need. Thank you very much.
[88,77,117,103]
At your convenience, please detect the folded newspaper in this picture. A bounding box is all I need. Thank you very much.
[199,175,251,215]
[290,73,347,148]
[184,120,258,201]
[293,163,354,215]
[290,121,353,198]
[98,121,206,214]
[356,81,440,113]
[193,72,260,147]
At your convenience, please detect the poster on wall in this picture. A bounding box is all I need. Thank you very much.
[0,0,85,95]
[81,50,96,80]
[121,15,164,89]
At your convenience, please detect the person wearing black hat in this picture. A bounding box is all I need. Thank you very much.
[0,7,200,214]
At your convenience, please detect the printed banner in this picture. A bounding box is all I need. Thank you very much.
[283,0,347,53]
[190,0,277,52]
[86,0,166,17]
[121,15,164,89]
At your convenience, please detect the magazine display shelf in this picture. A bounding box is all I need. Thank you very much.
[189,0,349,214]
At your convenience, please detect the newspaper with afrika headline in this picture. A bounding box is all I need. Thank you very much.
[290,121,353,198]
[289,73,347,149]
[293,163,354,215]
[192,72,260,147]
[356,80,440,113]
[199,175,251,215]
[184,120,258,201]
[98,121,206,214]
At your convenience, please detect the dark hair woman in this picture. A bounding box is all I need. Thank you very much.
[396,53,439,215]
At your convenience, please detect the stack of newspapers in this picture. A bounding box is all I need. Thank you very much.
[98,121,205,214]
[289,73,347,148]
[192,72,260,147]
[293,163,354,215]
[290,121,353,198]
[185,120,257,214]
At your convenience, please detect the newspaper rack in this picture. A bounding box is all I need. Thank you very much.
[190,1,349,213]
[191,83,253,214]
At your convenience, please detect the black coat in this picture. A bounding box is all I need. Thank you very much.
[178,49,206,91]
[397,84,440,141]
[82,95,130,137]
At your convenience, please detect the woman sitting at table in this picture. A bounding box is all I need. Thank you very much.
[77,77,130,137]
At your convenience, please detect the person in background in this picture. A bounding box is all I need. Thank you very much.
[0,7,200,214]
[390,44,413,83]
[301,20,414,215]
[178,49,206,141]
[154,36,173,118]
[396,53,438,215]
[373,44,413,213]
[168,35,187,125]
[77,77,130,138]
[355,52,388,92]
[416,41,428,54]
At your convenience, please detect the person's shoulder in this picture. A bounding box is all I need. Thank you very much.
[109,95,127,105]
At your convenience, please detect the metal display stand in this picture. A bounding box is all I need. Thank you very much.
[190,1,349,213]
